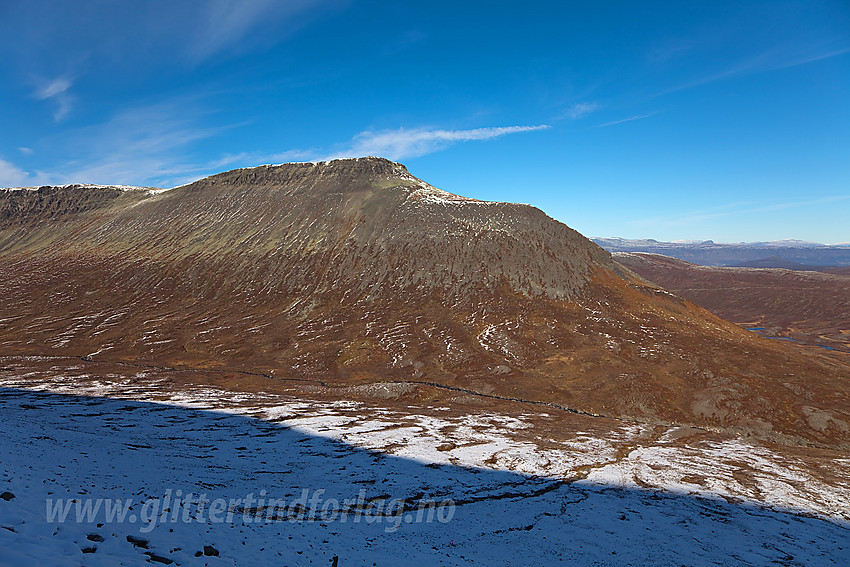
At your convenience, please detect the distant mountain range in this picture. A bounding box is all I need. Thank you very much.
[593,237,850,267]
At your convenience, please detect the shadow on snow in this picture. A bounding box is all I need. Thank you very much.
[0,387,847,566]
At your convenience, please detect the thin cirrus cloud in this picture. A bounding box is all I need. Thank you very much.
[199,125,552,179]
[0,118,552,189]
[185,0,344,63]
[561,102,600,120]
[657,44,850,97]
[321,125,551,161]
[0,157,52,188]
[630,195,850,228]
[53,103,242,187]
[0,158,34,187]
[594,111,661,129]
[1,0,343,99]
[0,102,235,188]
[33,76,74,121]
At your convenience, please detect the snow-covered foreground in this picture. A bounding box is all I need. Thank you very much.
[1,375,849,566]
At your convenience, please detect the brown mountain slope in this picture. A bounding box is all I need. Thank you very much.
[615,252,850,354]
[1,158,848,448]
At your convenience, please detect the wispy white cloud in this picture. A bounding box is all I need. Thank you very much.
[0,158,50,188]
[211,125,552,170]
[11,117,551,188]
[18,147,33,155]
[321,125,551,161]
[659,45,850,96]
[2,0,345,92]
[16,101,239,188]
[57,104,239,187]
[188,0,283,61]
[646,37,704,66]
[771,46,850,72]
[165,124,551,180]
[630,195,850,228]
[755,195,850,213]
[0,158,30,187]
[594,111,660,129]
[33,76,74,121]
[561,102,600,120]
[186,0,344,63]
[35,77,72,99]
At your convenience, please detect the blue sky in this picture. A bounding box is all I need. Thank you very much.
[1,1,848,243]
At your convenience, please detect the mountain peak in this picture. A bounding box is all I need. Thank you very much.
[1,159,612,301]
[3,160,848,449]
[199,156,412,186]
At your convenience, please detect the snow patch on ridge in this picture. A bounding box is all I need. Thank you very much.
[1,183,165,193]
